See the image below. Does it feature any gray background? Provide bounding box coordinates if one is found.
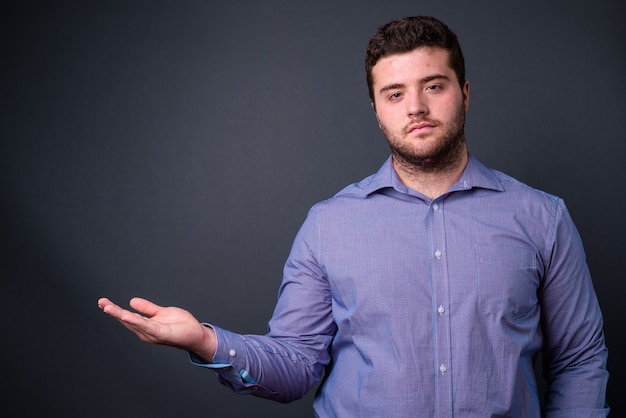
[2,0,624,416]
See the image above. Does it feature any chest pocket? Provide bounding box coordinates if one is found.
[475,244,539,319]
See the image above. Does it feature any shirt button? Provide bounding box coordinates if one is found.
[437,305,445,315]
[432,203,439,211]
[439,364,447,374]
[434,250,442,259]
[229,349,236,357]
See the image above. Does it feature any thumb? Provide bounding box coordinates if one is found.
[129,297,163,317]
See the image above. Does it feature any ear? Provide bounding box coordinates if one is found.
[371,102,382,130]
[463,81,470,111]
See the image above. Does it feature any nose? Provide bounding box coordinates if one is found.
[407,90,427,117]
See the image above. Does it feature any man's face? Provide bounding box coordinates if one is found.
[371,47,470,172]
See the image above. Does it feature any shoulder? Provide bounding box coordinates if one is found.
[467,156,568,230]
[496,169,558,199]
[486,165,563,209]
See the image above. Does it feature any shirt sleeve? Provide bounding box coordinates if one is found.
[539,199,610,417]
[189,206,336,403]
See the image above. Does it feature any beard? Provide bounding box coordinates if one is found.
[381,102,467,173]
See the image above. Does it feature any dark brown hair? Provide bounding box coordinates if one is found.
[365,16,466,101]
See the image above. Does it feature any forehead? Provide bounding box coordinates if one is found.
[371,47,455,84]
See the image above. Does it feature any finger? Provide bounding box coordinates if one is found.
[99,300,132,321]
[129,297,164,318]
[98,297,165,344]
[99,299,147,326]
[97,297,113,310]
[98,298,132,319]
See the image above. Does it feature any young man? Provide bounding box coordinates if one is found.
[99,16,609,417]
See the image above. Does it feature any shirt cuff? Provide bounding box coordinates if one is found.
[187,323,257,385]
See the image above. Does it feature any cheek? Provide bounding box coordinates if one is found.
[376,107,401,127]
[441,99,465,121]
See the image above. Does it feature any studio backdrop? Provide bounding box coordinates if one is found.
[2,1,624,417]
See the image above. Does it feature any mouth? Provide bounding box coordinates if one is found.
[407,121,436,134]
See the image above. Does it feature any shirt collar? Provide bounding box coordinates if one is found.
[354,153,504,198]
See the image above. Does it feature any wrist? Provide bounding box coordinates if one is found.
[190,323,217,363]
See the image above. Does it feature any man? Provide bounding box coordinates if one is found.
[99,16,609,417]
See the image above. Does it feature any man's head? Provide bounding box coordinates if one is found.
[365,16,465,104]
[366,16,470,176]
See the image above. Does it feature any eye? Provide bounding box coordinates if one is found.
[388,92,403,101]
[426,84,442,92]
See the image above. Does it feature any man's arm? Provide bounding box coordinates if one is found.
[98,206,336,402]
[190,207,336,402]
[539,200,609,417]
[97,207,336,403]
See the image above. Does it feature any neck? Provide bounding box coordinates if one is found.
[393,148,469,200]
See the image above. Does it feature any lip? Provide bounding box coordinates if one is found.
[408,122,435,133]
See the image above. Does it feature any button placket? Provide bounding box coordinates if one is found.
[429,197,452,409]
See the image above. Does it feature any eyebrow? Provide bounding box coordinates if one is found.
[421,74,450,84]
[378,74,451,95]
[378,83,405,94]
